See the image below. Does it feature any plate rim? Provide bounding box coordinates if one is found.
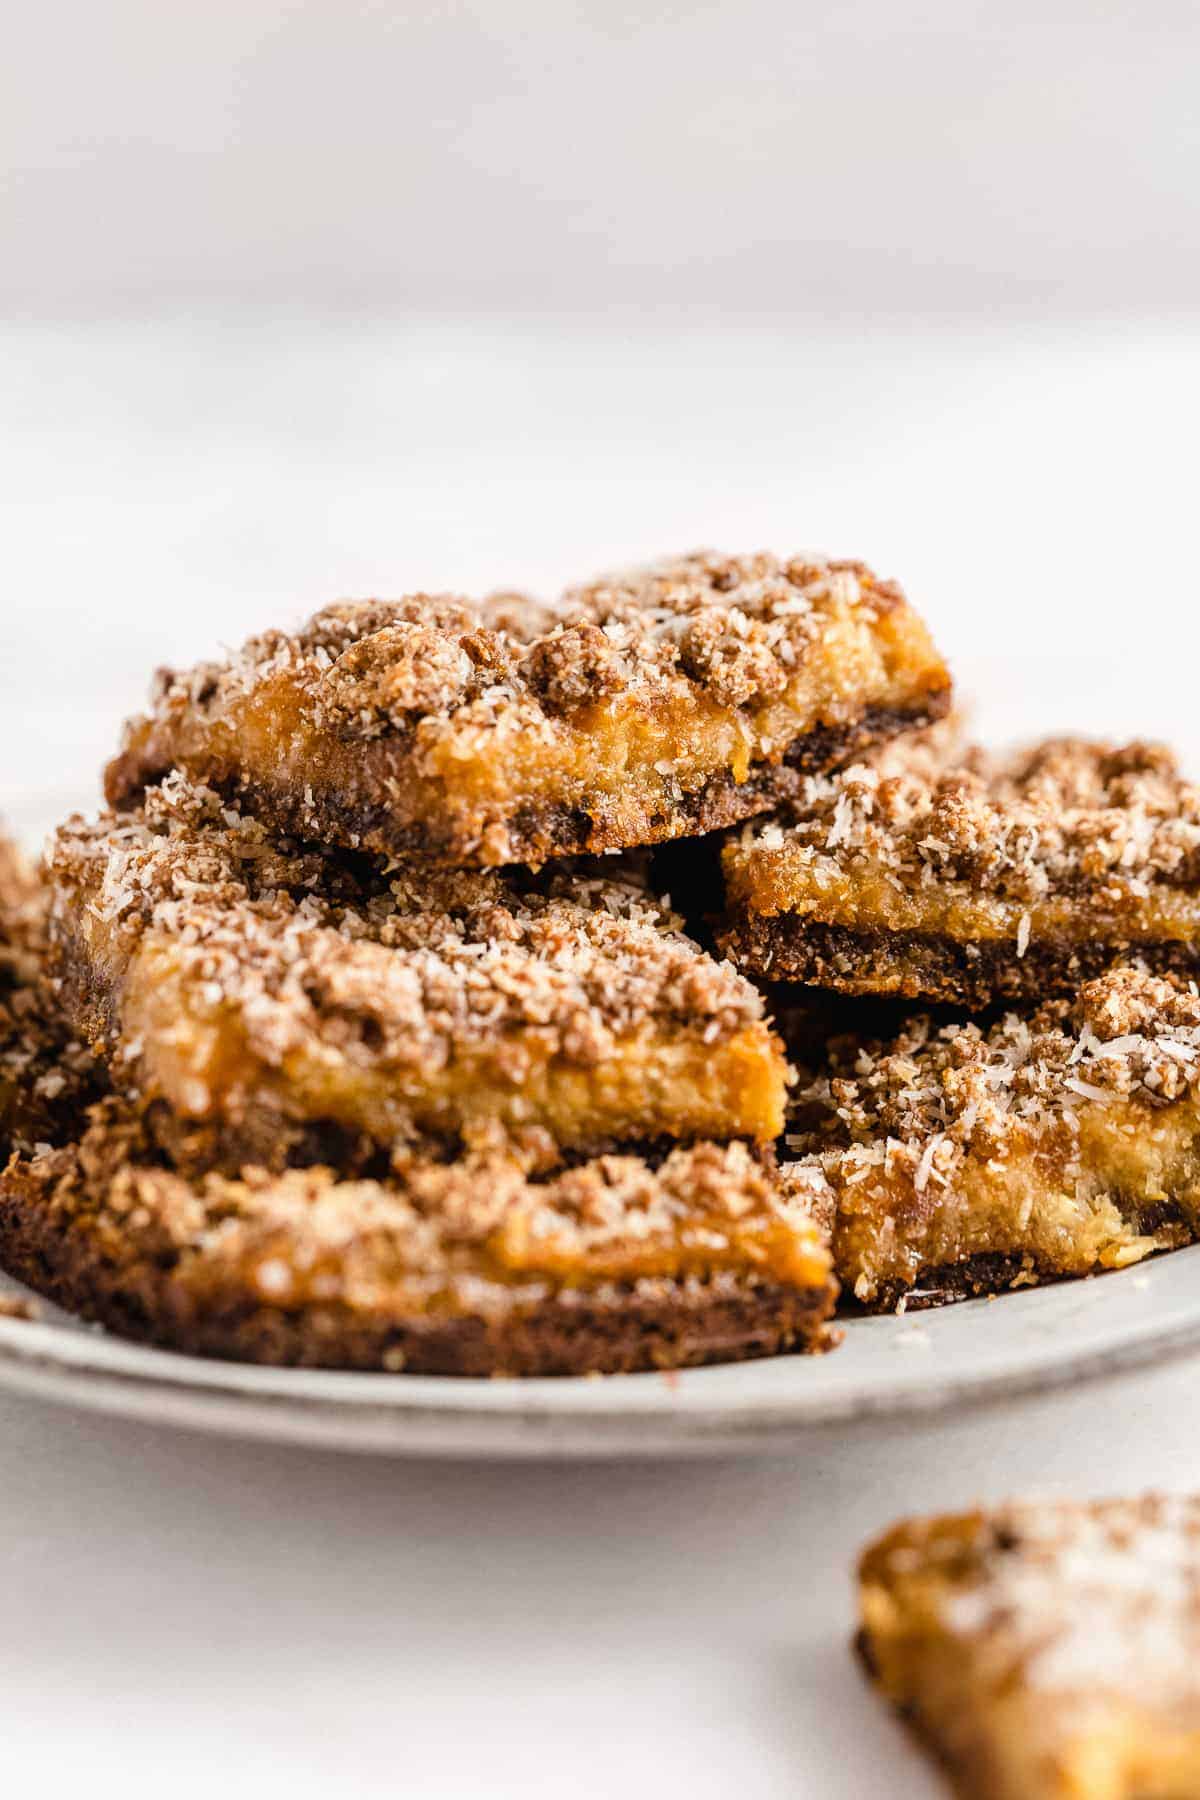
[3,1251,1200,1457]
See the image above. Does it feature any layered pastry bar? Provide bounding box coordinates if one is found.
[47,777,788,1166]
[105,552,951,868]
[0,834,40,988]
[0,833,100,1157]
[787,965,1200,1308]
[0,1100,837,1373]
[859,1494,1200,1798]
[721,737,1200,1007]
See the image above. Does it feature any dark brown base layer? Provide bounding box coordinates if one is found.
[779,698,951,777]
[846,1231,1196,1314]
[108,696,949,870]
[853,1253,1045,1313]
[722,918,1200,1009]
[0,1181,837,1375]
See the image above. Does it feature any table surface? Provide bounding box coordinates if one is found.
[3,315,1198,1798]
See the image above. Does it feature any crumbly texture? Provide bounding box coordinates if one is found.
[722,737,1200,1005]
[859,1494,1200,1798]
[0,1095,837,1374]
[0,836,41,980]
[105,553,951,868]
[0,833,102,1157]
[787,964,1200,1307]
[46,777,788,1162]
[0,1292,38,1321]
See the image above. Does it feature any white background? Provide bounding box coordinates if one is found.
[4,0,1200,318]
[2,1358,1199,1800]
[5,3,1200,1796]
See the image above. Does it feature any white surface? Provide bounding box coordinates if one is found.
[7,312,1200,831]
[5,2,1200,316]
[4,1360,1199,1800]
[3,317,1200,1795]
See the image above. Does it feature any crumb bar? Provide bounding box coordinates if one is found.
[105,553,951,868]
[47,778,788,1163]
[859,1494,1200,1798]
[0,832,101,1157]
[722,737,1200,1006]
[787,965,1200,1308]
[0,1098,837,1374]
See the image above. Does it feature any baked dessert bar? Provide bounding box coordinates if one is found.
[721,736,1200,1007]
[0,1096,837,1373]
[787,964,1200,1308]
[105,553,951,868]
[859,1494,1200,1798]
[0,833,100,1157]
[0,834,40,986]
[47,778,787,1164]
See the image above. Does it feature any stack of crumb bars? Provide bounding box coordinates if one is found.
[3,548,1200,1375]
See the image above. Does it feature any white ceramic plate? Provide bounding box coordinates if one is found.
[2,1252,1199,1457]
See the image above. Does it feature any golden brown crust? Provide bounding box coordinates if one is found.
[0,832,102,1157]
[0,1294,38,1321]
[105,553,951,867]
[722,736,1200,1004]
[46,778,788,1160]
[859,1495,1200,1799]
[0,1097,837,1374]
[1,878,838,1375]
[787,965,1200,1306]
[0,835,40,977]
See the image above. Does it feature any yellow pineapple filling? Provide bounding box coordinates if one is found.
[791,966,1200,1305]
[832,1090,1200,1304]
[860,1498,1200,1800]
[124,941,787,1152]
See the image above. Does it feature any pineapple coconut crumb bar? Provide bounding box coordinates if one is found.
[858,1493,1200,1798]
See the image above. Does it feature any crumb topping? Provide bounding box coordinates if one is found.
[0,1293,38,1321]
[0,834,102,1155]
[128,551,917,741]
[48,777,768,1085]
[924,1496,1200,1701]
[790,965,1200,1190]
[731,737,1200,909]
[553,551,902,711]
[0,835,43,991]
[14,1099,832,1301]
[108,552,949,869]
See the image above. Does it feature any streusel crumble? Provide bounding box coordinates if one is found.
[0,1094,837,1374]
[0,832,101,1158]
[787,964,1200,1306]
[47,777,787,1163]
[105,553,951,868]
[721,736,1200,1006]
[859,1493,1200,1798]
